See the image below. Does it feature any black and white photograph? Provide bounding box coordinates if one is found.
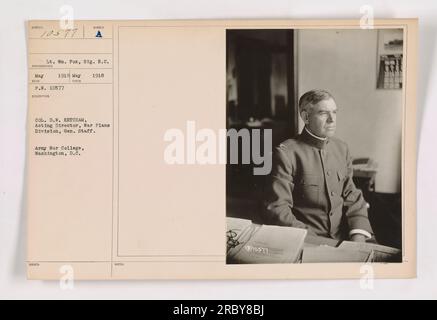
[226,28,404,264]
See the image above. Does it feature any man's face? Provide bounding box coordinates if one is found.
[304,98,337,138]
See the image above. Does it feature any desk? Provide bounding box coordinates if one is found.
[226,217,401,264]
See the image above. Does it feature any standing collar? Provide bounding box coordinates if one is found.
[299,126,329,149]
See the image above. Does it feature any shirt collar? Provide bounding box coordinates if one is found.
[300,126,329,149]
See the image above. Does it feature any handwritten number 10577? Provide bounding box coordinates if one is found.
[40,29,79,39]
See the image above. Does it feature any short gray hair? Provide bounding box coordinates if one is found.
[298,89,335,114]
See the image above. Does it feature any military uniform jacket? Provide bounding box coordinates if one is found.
[265,127,373,240]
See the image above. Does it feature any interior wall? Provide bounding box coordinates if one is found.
[297,29,403,193]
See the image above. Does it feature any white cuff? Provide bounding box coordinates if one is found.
[349,229,372,239]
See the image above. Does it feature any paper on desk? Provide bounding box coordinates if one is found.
[226,217,253,254]
[227,224,307,264]
[338,241,401,262]
[302,245,372,263]
[227,217,252,235]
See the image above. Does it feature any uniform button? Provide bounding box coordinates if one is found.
[329,212,334,216]
[326,170,331,176]
[330,191,335,196]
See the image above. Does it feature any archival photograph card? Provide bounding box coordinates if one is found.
[26,19,417,280]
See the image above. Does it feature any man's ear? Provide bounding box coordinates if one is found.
[301,110,309,125]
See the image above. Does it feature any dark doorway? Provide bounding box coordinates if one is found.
[226,29,297,222]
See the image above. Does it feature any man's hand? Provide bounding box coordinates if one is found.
[351,234,366,242]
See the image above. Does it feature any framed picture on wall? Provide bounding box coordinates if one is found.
[377,29,404,89]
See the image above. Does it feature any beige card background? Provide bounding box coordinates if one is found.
[26,19,417,280]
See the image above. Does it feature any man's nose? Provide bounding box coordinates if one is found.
[327,113,335,123]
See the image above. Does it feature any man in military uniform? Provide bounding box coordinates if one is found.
[265,89,373,242]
